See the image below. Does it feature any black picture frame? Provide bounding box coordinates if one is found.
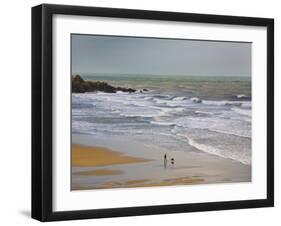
[32,3,274,222]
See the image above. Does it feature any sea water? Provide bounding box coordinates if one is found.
[72,75,251,165]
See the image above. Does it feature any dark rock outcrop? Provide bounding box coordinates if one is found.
[72,75,136,93]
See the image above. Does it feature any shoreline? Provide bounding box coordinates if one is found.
[71,134,251,190]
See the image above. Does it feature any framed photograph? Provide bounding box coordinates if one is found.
[32,4,274,221]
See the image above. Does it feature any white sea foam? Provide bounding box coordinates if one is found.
[236,94,247,99]
[232,107,251,117]
[173,116,251,138]
[186,136,251,165]
[195,110,213,115]
[172,96,186,101]
[190,97,202,103]
[203,100,244,107]
[241,102,252,108]
[150,121,176,126]
[72,80,252,166]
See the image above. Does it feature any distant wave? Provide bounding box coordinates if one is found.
[172,96,187,101]
[190,97,202,103]
[152,96,203,106]
[237,94,246,98]
[119,112,157,118]
[225,102,242,107]
[204,100,244,107]
[195,110,214,116]
[230,94,251,101]
[150,121,176,126]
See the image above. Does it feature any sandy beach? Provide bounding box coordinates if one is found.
[71,134,251,190]
[72,144,149,167]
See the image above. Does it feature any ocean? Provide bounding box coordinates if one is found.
[72,74,251,165]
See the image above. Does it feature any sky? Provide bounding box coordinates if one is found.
[71,34,251,77]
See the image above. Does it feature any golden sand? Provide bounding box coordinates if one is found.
[71,144,204,190]
[72,144,149,167]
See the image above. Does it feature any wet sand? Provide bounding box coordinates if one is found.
[73,169,123,176]
[75,177,205,190]
[71,134,251,190]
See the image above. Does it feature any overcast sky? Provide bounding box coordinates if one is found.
[71,34,251,77]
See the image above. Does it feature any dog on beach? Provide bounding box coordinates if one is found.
[170,158,175,167]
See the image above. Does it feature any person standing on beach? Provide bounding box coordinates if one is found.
[164,154,167,168]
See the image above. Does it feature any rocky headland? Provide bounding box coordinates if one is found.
[72,75,136,93]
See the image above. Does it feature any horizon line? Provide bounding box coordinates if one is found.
[72,72,251,78]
